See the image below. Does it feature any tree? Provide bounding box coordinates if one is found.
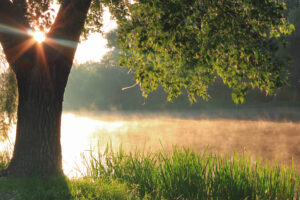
[0,0,94,176]
[0,0,294,177]
[0,49,17,142]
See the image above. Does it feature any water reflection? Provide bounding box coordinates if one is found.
[60,112,300,178]
[61,113,126,177]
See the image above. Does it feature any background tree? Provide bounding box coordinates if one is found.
[0,0,295,177]
[0,47,17,142]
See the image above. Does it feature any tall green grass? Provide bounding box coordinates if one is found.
[80,146,299,200]
[1,145,299,199]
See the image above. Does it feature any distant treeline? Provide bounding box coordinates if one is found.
[63,1,300,111]
[63,63,299,111]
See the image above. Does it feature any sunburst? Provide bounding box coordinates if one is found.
[30,30,46,43]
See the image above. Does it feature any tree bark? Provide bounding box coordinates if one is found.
[7,54,66,176]
[0,0,92,176]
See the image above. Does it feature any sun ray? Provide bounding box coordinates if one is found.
[6,39,36,64]
[1,23,78,72]
[0,24,28,36]
[47,37,78,49]
[44,37,78,58]
[0,24,46,64]
[35,44,53,88]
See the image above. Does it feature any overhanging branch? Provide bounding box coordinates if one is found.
[0,0,31,70]
[13,0,28,24]
[0,0,15,42]
[47,0,92,60]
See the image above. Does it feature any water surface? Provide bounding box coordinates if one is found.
[1,111,300,178]
[61,111,300,177]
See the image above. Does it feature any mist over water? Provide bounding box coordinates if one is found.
[60,109,300,178]
[1,109,299,178]
[61,113,127,177]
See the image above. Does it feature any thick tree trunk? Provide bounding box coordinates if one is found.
[3,43,72,176]
[0,0,92,177]
[6,60,66,176]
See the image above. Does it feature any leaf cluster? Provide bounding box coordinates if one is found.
[111,0,294,103]
[17,0,106,34]
[81,0,105,39]
[19,0,56,31]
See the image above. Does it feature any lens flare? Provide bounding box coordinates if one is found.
[31,31,46,43]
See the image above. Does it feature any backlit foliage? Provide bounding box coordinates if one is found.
[15,0,105,34]
[106,0,295,103]
[17,0,56,31]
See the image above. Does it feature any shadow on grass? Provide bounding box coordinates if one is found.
[0,173,141,200]
[0,175,71,200]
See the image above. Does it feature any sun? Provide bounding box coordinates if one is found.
[30,30,46,43]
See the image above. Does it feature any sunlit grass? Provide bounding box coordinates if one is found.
[79,145,300,200]
[0,143,299,199]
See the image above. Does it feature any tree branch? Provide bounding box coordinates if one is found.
[0,0,30,39]
[0,0,13,13]
[13,0,28,23]
[0,0,31,70]
[0,0,15,43]
[47,0,92,59]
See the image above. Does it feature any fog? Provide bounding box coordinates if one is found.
[1,108,299,178]
[59,109,300,177]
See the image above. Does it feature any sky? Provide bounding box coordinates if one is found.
[50,3,118,64]
[74,7,118,64]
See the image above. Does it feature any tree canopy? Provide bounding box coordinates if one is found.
[111,0,295,103]
[64,23,300,112]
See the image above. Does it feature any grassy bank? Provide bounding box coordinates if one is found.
[0,147,299,199]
